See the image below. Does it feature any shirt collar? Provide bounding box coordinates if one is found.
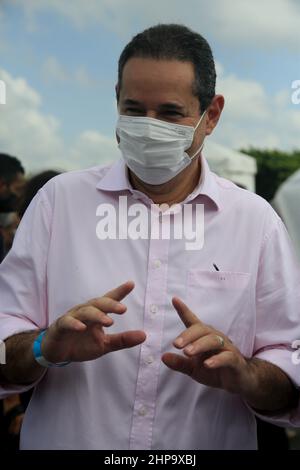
[96,154,221,210]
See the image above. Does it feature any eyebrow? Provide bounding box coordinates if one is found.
[122,99,186,112]
[123,99,141,106]
[160,103,186,112]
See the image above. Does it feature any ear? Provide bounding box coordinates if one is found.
[205,95,225,136]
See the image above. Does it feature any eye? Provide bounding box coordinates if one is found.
[125,108,143,115]
[163,111,183,119]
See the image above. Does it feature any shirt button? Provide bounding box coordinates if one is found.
[146,355,154,364]
[138,406,147,417]
[150,304,157,314]
[154,259,161,269]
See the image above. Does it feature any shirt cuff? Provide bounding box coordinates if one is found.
[0,315,46,398]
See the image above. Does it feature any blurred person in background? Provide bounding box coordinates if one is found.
[0,213,20,258]
[0,154,25,216]
[0,168,60,450]
[18,170,61,218]
[0,153,25,263]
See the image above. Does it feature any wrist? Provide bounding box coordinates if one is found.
[33,329,70,368]
[235,357,259,401]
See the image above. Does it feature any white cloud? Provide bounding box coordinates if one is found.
[0,68,119,173]
[217,74,271,121]
[0,68,65,171]
[204,0,300,49]
[42,57,68,82]
[70,131,119,168]
[9,0,300,49]
[74,67,96,87]
[42,56,104,88]
[274,89,291,108]
[213,71,300,150]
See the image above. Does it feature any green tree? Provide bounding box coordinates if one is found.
[240,148,300,201]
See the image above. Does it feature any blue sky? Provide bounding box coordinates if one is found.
[0,0,300,173]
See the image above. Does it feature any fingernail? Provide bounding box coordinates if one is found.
[205,359,214,367]
[174,337,184,347]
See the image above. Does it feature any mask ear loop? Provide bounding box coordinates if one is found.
[194,109,207,131]
[189,110,207,160]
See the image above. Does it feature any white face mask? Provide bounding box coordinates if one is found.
[116,111,206,185]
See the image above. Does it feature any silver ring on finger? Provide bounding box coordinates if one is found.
[215,335,225,348]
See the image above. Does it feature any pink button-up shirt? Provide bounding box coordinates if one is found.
[0,155,300,450]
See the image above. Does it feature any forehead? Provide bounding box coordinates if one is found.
[120,57,197,105]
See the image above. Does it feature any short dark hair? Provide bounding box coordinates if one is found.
[117,23,216,112]
[18,170,61,217]
[0,153,25,184]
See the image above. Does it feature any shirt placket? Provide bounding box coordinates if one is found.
[129,213,170,450]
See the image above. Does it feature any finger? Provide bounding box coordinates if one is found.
[87,297,127,315]
[73,305,114,326]
[172,297,203,328]
[183,333,226,356]
[103,330,146,354]
[56,315,87,333]
[161,352,194,376]
[173,323,209,349]
[104,281,135,301]
[203,350,237,369]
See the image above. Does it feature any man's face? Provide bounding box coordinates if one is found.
[9,172,26,198]
[117,57,220,157]
[0,172,25,200]
[0,172,26,212]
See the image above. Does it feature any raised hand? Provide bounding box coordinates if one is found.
[41,281,146,363]
[162,297,250,394]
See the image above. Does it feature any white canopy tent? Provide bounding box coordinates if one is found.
[203,140,257,192]
[273,169,300,261]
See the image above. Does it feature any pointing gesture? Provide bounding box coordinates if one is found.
[162,297,250,394]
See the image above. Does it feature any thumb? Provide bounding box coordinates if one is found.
[104,330,146,354]
[162,352,193,376]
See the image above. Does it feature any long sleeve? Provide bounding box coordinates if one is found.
[251,208,300,426]
[0,189,51,397]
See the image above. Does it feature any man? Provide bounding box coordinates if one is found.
[0,213,20,258]
[0,154,25,213]
[0,24,299,450]
[0,154,25,262]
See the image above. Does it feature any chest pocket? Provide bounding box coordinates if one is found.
[186,270,253,353]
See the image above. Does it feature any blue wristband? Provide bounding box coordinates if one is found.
[33,329,70,368]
